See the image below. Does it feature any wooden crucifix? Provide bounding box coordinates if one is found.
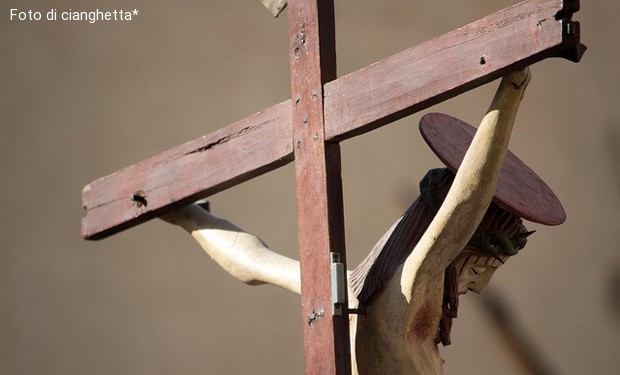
[82,1,584,373]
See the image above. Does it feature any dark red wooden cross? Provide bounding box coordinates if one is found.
[82,1,584,373]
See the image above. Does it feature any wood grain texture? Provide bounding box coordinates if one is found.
[81,101,293,240]
[81,0,582,240]
[419,112,566,225]
[287,0,351,373]
[323,0,581,141]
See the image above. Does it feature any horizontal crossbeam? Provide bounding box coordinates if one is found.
[82,101,293,239]
[323,0,583,141]
[82,0,583,240]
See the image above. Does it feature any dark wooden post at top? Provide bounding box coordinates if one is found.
[81,1,584,373]
[288,1,350,373]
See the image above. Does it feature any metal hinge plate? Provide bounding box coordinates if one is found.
[330,252,345,316]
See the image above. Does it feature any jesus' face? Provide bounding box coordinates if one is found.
[452,250,508,295]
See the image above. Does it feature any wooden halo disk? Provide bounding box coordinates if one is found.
[419,112,566,226]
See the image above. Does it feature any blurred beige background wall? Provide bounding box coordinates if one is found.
[1,0,618,374]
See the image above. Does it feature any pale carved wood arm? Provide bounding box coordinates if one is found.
[160,205,301,295]
[401,68,531,325]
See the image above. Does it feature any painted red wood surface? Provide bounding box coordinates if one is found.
[287,1,351,373]
[81,101,292,239]
[323,0,581,141]
[81,0,581,241]
[419,112,566,225]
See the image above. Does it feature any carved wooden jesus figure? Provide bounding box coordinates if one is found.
[160,68,565,373]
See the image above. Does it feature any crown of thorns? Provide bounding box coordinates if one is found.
[418,113,565,261]
[420,168,534,262]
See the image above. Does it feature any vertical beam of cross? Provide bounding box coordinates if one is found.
[288,0,351,373]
